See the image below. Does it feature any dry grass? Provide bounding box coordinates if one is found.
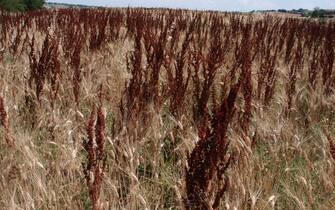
[0,8,335,210]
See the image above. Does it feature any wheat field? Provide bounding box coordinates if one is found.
[0,8,335,210]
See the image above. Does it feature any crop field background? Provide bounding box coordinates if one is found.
[0,8,335,210]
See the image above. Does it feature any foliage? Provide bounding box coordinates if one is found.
[24,0,44,11]
[0,0,26,11]
[310,7,326,18]
[0,0,44,11]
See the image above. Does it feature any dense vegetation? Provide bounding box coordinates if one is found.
[0,0,44,11]
[0,8,335,210]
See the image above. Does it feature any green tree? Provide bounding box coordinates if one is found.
[0,0,44,11]
[0,0,27,11]
[23,0,44,10]
[311,7,325,18]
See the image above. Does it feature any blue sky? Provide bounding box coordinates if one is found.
[47,0,335,11]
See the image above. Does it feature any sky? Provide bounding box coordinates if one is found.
[47,0,335,12]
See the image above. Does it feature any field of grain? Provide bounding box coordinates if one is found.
[0,8,335,210]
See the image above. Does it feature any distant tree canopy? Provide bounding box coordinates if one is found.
[0,0,44,11]
[310,7,325,18]
[278,9,287,13]
[24,0,44,10]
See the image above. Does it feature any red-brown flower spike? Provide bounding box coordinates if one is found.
[83,102,106,210]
